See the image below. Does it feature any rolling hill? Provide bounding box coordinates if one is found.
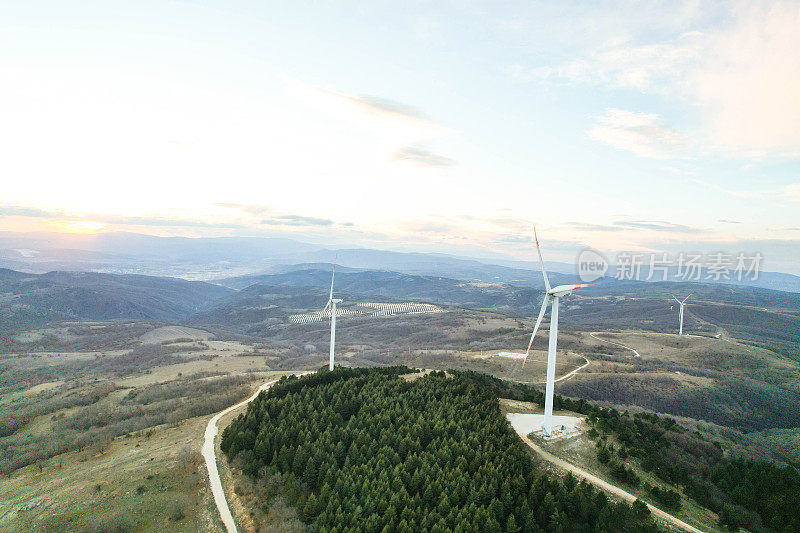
[208,267,800,353]
[5,231,799,292]
[0,269,233,331]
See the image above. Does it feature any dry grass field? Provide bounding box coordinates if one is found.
[0,415,217,532]
[0,368,296,532]
[0,318,309,532]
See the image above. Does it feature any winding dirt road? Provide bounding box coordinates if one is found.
[553,355,590,383]
[508,355,591,386]
[203,372,312,532]
[589,331,641,357]
[202,379,279,533]
[510,426,706,533]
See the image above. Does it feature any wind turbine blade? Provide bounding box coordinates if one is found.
[522,295,550,369]
[673,295,682,304]
[683,294,691,304]
[321,264,336,313]
[328,264,336,302]
[533,225,551,292]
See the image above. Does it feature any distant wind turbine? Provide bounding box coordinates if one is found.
[322,264,342,371]
[673,294,691,336]
[522,226,594,437]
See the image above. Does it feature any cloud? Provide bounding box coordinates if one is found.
[0,202,357,231]
[261,215,335,227]
[92,215,245,229]
[563,219,703,233]
[510,35,699,91]
[0,205,63,219]
[694,180,800,202]
[518,1,800,158]
[216,203,353,227]
[281,76,440,128]
[588,109,686,158]
[394,146,457,167]
[0,204,241,229]
[353,96,428,120]
[613,220,702,233]
[719,219,742,224]
[562,222,625,232]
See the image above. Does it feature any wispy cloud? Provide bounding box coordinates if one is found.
[508,35,699,92]
[394,146,457,167]
[0,205,63,219]
[0,204,248,229]
[0,203,352,230]
[562,222,625,232]
[515,1,800,159]
[718,219,742,224]
[93,214,245,229]
[694,180,800,202]
[614,220,701,233]
[354,96,428,120]
[563,219,704,234]
[588,108,686,159]
[215,203,353,227]
[261,215,335,227]
[281,76,441,129]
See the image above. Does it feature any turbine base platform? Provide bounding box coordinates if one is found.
[532,424,582,441]
[507,413,585,441]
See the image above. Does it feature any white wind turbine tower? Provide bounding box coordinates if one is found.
[322,264,342,371]
[522,227,594,437]
[673,294,691,336]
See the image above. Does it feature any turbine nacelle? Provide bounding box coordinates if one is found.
[548,283,594,297]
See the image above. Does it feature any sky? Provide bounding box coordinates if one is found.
[1,1,799,273]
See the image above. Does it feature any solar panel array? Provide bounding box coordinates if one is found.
[289,302,443,324]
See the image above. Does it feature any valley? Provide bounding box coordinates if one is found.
[1,265,799,531]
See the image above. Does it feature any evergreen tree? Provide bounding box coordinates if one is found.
[221,368,663,532]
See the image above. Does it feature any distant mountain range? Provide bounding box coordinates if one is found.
[1,231,799,293]
[208,266,800,356]
[0,268,231,331]
[213,265,800,317]
[2,264,798,358]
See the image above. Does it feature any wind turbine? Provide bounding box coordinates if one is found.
[322,264,342,371]
[522,227,594,437]
[673,294,691,336]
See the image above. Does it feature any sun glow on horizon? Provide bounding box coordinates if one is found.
[47,220,107,234]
